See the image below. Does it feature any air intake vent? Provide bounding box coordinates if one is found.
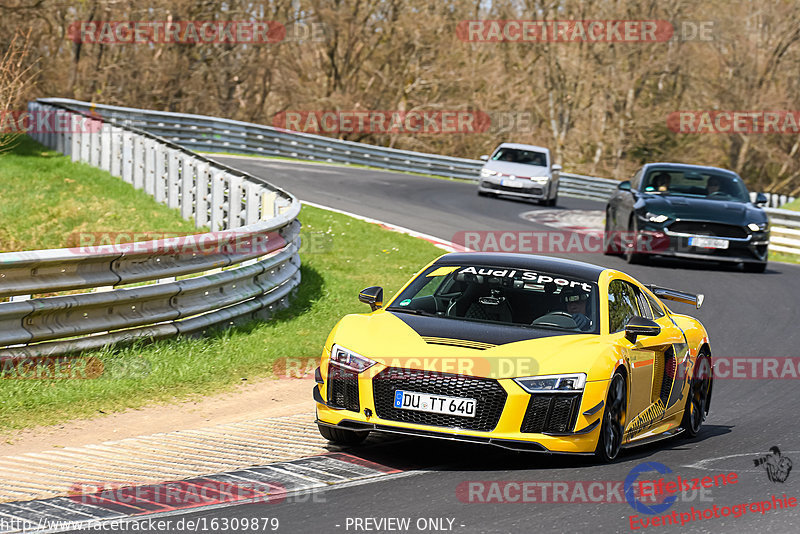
[421,337,496,350]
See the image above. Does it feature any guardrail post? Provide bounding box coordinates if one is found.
[80,126,91,163]
[121,130,133,183]
[144,138,157,195]
[154,144,167,203]
[71,114,81,162]
[261,191,278,220]
[110,126,122,177]
[244,182,261,225]
[195,162,210,228]
[228,175,244,229]
[100,123,112,172]
[90,120,102,167]
[167,149,181,210]
[132,134,145,189]
[181,156,196,220]
[210,169,226,231]
[55,110,66,154]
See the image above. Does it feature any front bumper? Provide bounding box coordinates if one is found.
[314,363,608,454]
[629,219,769,263]
[478,177,551,200]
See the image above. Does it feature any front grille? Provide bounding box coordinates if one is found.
[327,363,360,412]
[485,182,543,195]
[372,368,507,432]
[668,221,747,239]
[520,393,582,433]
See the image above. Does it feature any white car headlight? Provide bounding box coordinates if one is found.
[514,373,587,393]
[646,212,669,223]
[748,222,768,232]
[329,344,377,373]
[480,168,499,177]
[531,176,549,183]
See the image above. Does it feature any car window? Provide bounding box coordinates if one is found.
[608,279,640,333]
[491,148,548,167]
[641,169,750,202]
[387,264,600,333]
[646,293,666,318]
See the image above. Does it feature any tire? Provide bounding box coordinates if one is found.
[743,262,767,273]
[595,373,627,463]
[317,423,369,445]
[603,211,620,256]
[681,353,712,438]
[625,217,647,264]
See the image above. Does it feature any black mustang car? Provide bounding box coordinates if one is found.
[604,163,770,272]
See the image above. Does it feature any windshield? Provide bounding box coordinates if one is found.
[491,148,548,167]
[386,264,599,333]
[641,169,750,202]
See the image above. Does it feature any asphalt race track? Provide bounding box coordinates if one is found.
[114,157,800,533]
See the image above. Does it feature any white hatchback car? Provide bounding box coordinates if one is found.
[477,143,562,206]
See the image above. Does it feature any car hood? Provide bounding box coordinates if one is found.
[483,161,551,178]
[328,311,615,380]
[641,195,766,225]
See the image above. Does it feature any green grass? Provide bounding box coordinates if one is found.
[780,197,800,211]
[0,204,443,432]
[0,136,199,252]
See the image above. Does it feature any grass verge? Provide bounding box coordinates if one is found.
[0,136,198,251]
[0,203,443,432]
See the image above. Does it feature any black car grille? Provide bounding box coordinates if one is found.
[327,363,360,412]
[372,368,507,432]
[668,221,747,239]
[520,393,582,433]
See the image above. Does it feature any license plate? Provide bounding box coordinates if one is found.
[393,390,476,418]
[501,179,524,188]
[688,236,729,249]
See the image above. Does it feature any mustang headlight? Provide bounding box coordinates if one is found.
[646,212,669,223]
[748,222,768,232]
[514,373,587,393]
[480,168,499,177]
[329,344,377,373]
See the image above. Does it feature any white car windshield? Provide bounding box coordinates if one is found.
[491,148,548,167]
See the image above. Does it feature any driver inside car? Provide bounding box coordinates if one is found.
[561,286,592,330]
[706,176,721,195]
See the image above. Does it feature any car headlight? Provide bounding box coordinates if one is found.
[531,176,549,183]
[329,344,377,373]
[514,373,587,393]
[480,168,499,177]
[645,212,669,223]
[748,222,768,232]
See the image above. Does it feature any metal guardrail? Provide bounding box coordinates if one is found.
[0,101,302,358]
[30,98,800,261]
[37,98,620,202]
[764,207,800,256]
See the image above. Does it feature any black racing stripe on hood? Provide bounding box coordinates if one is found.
[389,312,573,345]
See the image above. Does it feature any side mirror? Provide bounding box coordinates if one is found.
[552,164,562,172]
[479,155,489,161]
[358,286,383,311]
[755,193,768,206]
[618,180,631,191]
[624,316,661,343]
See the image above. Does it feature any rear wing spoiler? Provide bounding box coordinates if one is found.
[645,284,705,309]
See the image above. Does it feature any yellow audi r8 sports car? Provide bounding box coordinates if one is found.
[313,253,713,462]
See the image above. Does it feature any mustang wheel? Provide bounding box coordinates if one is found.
[603,212,620,255]
[317,424,370,445]
[625,217,647,264]
[596,373,627,463]
[681,353,712,438]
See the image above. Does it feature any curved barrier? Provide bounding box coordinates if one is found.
[0,101,302,358]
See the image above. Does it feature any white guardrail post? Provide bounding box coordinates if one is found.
[0,102,302,359]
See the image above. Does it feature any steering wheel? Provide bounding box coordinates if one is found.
[709,191,727,198]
